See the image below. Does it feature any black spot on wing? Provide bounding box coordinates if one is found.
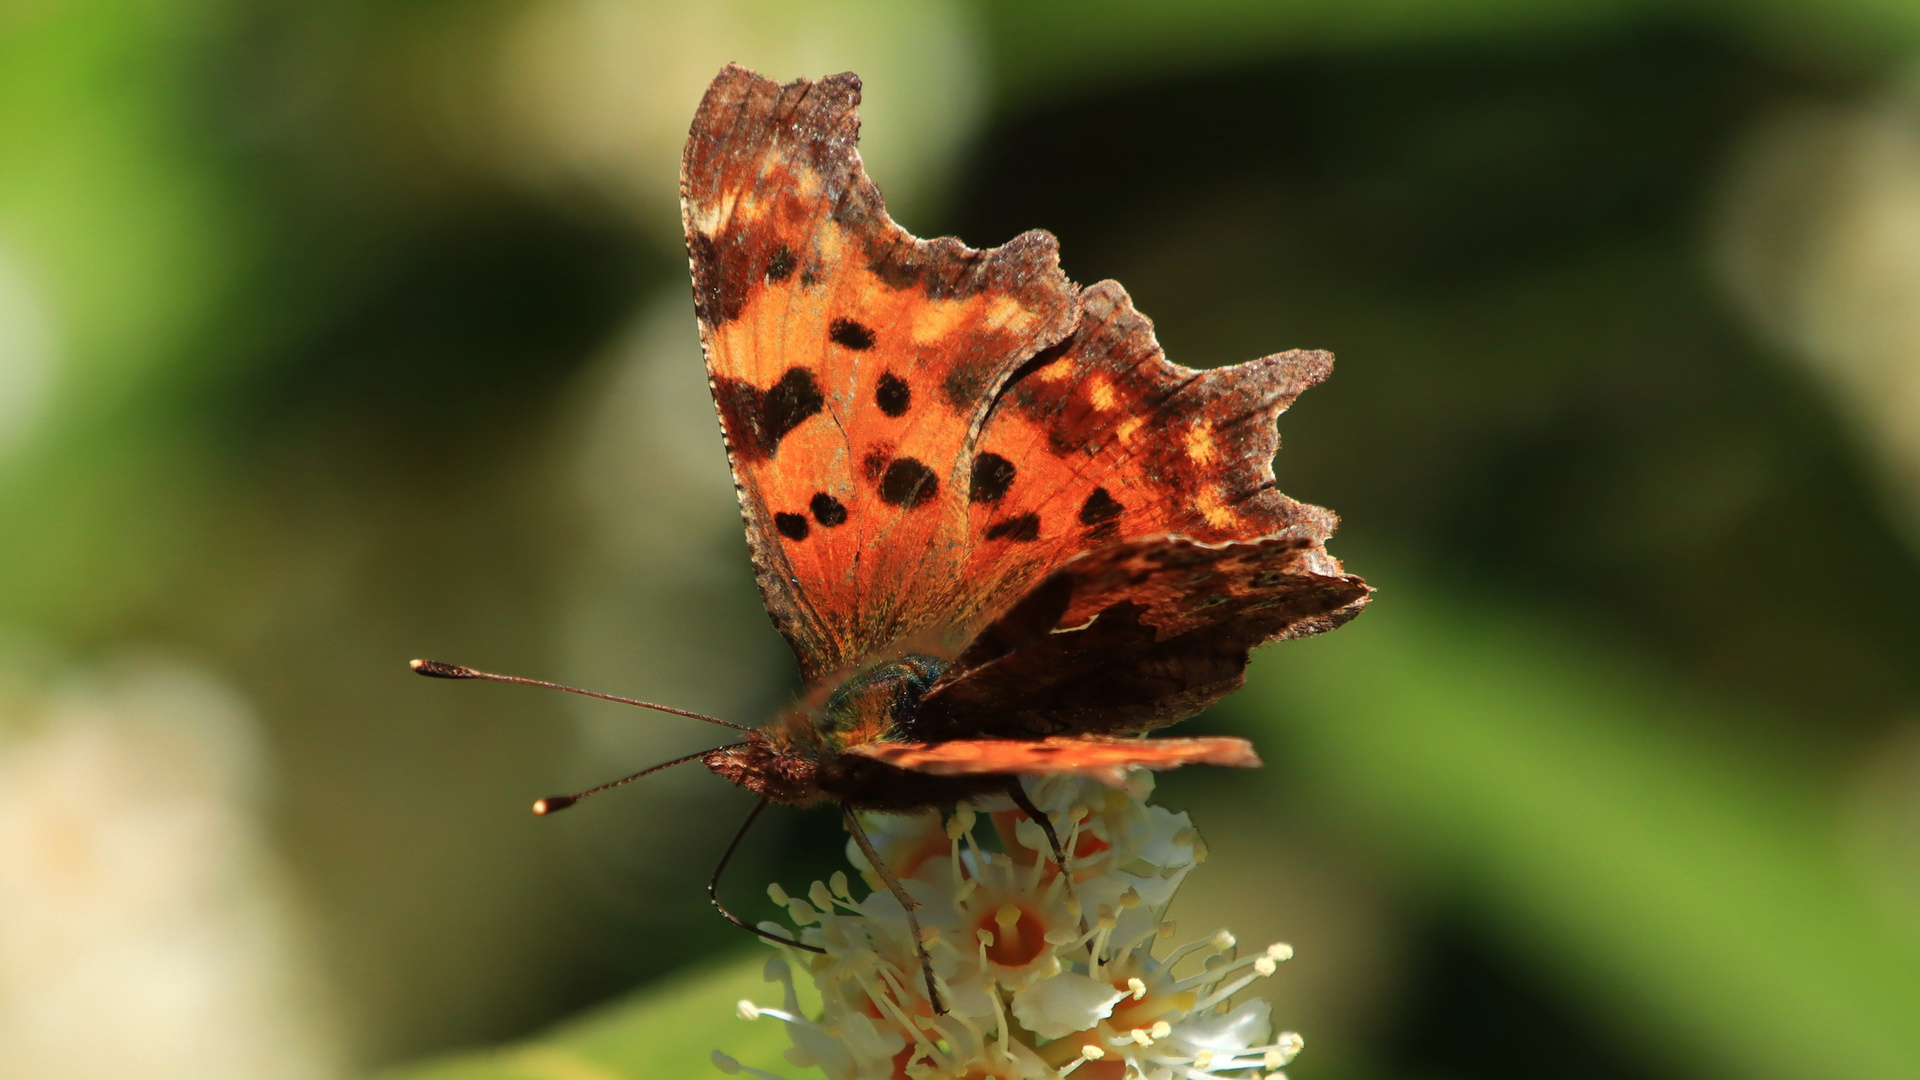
[765,245,796,282]
[762,368,824,450]
[969,453,1016,504]
[810,492,848,526]
[879,458,939,508]
[829,318,875,350]
[774,512,809,541]
[876,372,911,417]
[984,513,1040,542]
[1080,487,1123,540]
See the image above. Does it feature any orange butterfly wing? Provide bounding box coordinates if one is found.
[682,66,1078,680]
[683,66,1363,698]
[958,281,1342,606]
[844,735,1260,788]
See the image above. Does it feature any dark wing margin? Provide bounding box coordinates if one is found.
[913,533,1370,740]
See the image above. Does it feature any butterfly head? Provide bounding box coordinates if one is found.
[703,653,952,806]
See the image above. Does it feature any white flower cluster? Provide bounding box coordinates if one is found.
[717,773,1301,1080]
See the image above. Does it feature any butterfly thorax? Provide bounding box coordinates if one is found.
[812,653,950,751]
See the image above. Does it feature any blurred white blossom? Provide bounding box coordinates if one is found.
[0,654,340,1080]
[1716,81,1920,551]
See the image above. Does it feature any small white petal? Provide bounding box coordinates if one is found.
[1010,972,1128,1039]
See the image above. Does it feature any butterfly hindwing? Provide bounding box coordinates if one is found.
[960,281,1340,607]
[916,534,1370,740]
[845,734,1261,788]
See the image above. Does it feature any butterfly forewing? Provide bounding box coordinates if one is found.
[682,66,1079,681]
[683,67,1362,694]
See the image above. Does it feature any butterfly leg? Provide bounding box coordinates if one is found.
[1005,779,1086,934]
[843,808,946,1015]
[1005,780,1069,872]
[710,796,826,954]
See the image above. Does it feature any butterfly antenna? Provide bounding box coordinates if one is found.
[531,744,745,815]
[409,659,751,732]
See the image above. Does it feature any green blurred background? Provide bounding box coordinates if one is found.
[4,1,1920,1078]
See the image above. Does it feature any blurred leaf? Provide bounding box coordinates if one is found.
[376,952,794,1080]
[0,0,252,636]
[977,0,1920,103]
[1237,562,1920,1080]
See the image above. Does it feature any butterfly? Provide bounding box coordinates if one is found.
[416,64,1367,1011]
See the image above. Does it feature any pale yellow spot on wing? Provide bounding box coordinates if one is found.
[732,190,768,225]
[1089,375,1117,411]
[815,220,845,265]
[1186,421,1217,464]
[1035,359,1074,383]
[985,295,1035,333]
[1195,487,1234,529]
[687,199,723,236]
[796,166,822,200]
[909,298,972,344]
[1116,415,1145,446]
